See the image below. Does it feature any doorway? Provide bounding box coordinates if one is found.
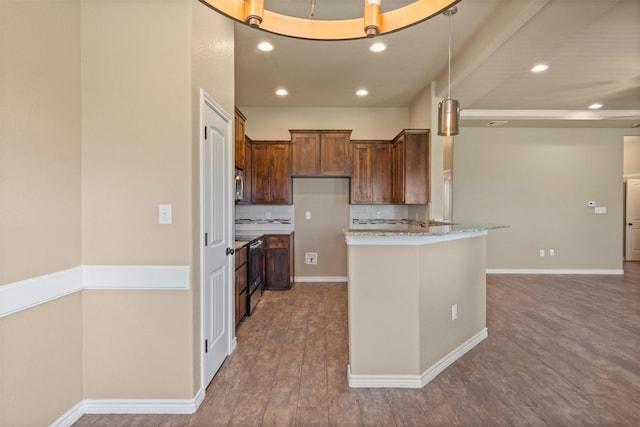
[200,91,234,388]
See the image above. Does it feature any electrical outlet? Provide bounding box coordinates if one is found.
[305,252,318,265]
[549,249,555,256]
[305,211,311,220]
[452,304,458,320]
[265,211,271,219]
[539,249,545,257]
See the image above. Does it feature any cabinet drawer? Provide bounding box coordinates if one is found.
[235,245,247,267]
[267,235,289,248]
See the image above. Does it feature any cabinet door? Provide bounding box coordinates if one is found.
[372,144,392,203]
[234,108,246,170]
[235,262,247,325]
[251,144,271,204]
[320,132,351,176]
[291,132,320,176]
[270,143,292,204]
[392,135,405,204]
[265,235,292,290]
[403,132,429,204]
[241,137,252,203]
[351,144,373,203]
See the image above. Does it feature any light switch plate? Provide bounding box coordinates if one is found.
[159,204,172,224]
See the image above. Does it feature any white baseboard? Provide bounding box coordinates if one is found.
[348,328,488,388]
[0,265,190,318]
[294,276,348,283]
[487,269,624,275]
[51,400,85,427]
[52,388,206,427]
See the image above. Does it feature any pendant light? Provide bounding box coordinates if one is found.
[438,6,460,136]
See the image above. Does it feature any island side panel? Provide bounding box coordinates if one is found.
[418,235,487,373]
[347,245,421,376]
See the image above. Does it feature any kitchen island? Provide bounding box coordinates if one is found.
[344,220,506,388]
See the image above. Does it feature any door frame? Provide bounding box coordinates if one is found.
[199,89,236,391]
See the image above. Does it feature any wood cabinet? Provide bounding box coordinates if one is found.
[234,108,247,170]
[350,142,392,204]
[290,130,352,177]
[392,130,429,205]
[265,233,294,290]
[251,141,292,204]
[234,245,248,326]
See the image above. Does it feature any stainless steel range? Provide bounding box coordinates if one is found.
[236,234,265,315]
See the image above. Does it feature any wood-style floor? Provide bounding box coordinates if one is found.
[74,262,640,426]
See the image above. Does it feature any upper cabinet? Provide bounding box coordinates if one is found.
[251,141,292,204]
[234,107,247,170]
[392,130,430,205]
[290,130,352,177]
[350,142,392,204]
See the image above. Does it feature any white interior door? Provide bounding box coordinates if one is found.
[626,178,640,261]
[201,93,233,387]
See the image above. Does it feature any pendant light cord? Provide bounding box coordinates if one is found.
[447,10,452,100]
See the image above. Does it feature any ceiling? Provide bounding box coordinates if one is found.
[232,0,640,128]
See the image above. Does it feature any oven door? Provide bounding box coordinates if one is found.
[247,239,264,314]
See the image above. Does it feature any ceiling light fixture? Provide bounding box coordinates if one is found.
[356,89,369,96]
[200,0,460,40]
[257,41,273,52]
[364,0,383,38]
[275,88,288,96]
[438,6,460,137]
[589,103,603,109]
[369,42,386,53]
[531,64,549,73]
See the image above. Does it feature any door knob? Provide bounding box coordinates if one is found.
[226,247,235,255]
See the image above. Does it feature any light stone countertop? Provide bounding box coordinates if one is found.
[344,221,508,245]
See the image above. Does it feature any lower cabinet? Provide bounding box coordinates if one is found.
[234,245,247,326]
[265,233,294,290]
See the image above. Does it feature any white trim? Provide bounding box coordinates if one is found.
[0,267,83,318]
[51,400,85,427]
[348,328,488,388]
[487,269,624,275]
[83,265,190,290]
[461,109,640,121]
[51,389,205,427]
[294,276,348,283]
[345,230,487,246]
[0,265,190,318]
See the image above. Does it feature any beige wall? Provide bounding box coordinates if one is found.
[2,293,83,426]
[240,107,408,140]
[190,0,235,393]
[347,235,486,376]
[293,178,350,278]
[454,127,637,270]
[81,0,192,266]
[624,136,640,177]
[0,0,82,285]
[1,0,236,424]
[0,1,83,425]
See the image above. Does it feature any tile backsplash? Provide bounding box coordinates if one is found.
[235,205,295,231]
[349,205,409,224]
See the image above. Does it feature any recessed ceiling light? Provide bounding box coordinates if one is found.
[257,41,274,52]
[588,103,603,109]
[356,89,368,96]
[275,88,288,96]
[369,42,386,53]
[531,64,549,72]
